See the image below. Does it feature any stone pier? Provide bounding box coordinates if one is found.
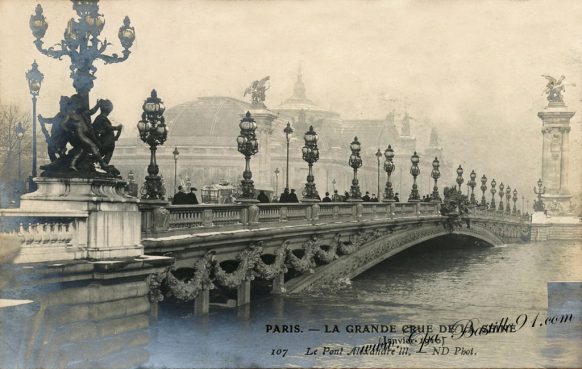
[537,102,575,215]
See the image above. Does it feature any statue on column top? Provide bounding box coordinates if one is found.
[542,75,575,104]
[244,76,270,105]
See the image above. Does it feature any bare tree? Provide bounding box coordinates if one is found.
[0,103,32,206]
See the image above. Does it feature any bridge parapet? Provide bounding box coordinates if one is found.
[141,202,444,238]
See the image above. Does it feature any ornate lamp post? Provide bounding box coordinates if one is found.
[480,175,488,207]
[283,122,294,190]
[498,182,505,211]
[512,188,518,215]
[348,137,363,201]
[375,149,383,200]
[172,147,180,195]
[15,122,26,187]
[302,125,320,202]
[430,156,441,202]
[236,112,259,203]
[332,178,336,192]
[490,179,497,209]
[408,151,420,202]
[468,170,477,205]
[533,178,546,211]
[29,1,135,109]
[383,145,396,202]
[274,168,280,196]
[455,165,464,194]
[137,90,168,200]
[505,185,512,214]
[25,60,43,192]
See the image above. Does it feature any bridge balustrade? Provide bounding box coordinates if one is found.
[141,201,449,238]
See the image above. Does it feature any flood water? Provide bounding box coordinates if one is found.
[147,237,582,368]
[1,237,581,368]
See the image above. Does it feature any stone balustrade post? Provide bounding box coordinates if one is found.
[280,206,288,222]
[305,205,312,222]
[248,205,260,227]
[356,203,364,221]
[240,207,249,226]
[194,289,210,315]
[332,205,339,220]
[202,209,213,227]
[311,204,320,223]
[271,273,285,294]
[237,279,251,306]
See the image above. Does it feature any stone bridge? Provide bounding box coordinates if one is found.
[138,201,528,313]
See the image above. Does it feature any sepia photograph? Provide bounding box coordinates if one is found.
[0,0,581,368]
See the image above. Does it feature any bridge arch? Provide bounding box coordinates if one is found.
[285,223,505,293]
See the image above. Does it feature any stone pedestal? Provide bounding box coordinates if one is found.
[538,103,575,215]
[237,279,251,306]
[19,177,143,260]
[246,108,277,193]
[194,289,210,315]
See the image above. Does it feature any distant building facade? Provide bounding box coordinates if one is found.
[114,71,452,201]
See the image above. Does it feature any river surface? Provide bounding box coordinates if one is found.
[146,237,582,368]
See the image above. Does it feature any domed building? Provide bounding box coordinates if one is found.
[114,71,451,202]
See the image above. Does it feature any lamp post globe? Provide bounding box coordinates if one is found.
[236,111,259,203]
[137,89,168,200]
[408,151,421,202]
[512,188,518,215]
[505,186,512,214]
[490,179,497,209]
[375,148,382,201]
[468,169,477,205]
[383,145,396,202]
[347,137,363,201]
[283,122,294,190]
[274,168,280,197]
[430,156,441,202]
[498,182,505,211]
[480,174,488,207]
[172,147,180,195]
[15,122,26,197]
[25,60,44,192]
[301,125,320,202]
[29,2,135,109]
[455,165,464,193]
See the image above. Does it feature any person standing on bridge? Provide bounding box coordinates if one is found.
[289,189,299,203]
[257,190,270,203]
[322,192,332,202]
[362,191,371,202]
[172,186,186,205]
[185,187,199,205]
[331,190,342,202]
[280,188,290,203]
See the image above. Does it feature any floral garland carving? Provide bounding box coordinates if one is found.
[214,244,263,288]
[286,235,317,273]
[146,269,169,303]
[315,234,340,264]
[165,251,216,302]
[254,241,289,280]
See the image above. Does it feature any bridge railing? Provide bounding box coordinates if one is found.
[141,201,444,237]
[470,206,523,222]
[0,210,89,263]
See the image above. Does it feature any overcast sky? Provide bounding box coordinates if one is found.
[1,0,581,200]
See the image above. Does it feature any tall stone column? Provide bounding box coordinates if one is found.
[247,108,276,192]
[537,104,575,215]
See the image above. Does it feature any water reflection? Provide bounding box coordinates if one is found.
[0,280,151,369]
[1,237,580,368]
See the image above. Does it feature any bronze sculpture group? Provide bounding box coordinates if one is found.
[38,95,122,177]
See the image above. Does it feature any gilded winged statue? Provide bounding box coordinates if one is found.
[542,75,575,104]
[244,76,270,105]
